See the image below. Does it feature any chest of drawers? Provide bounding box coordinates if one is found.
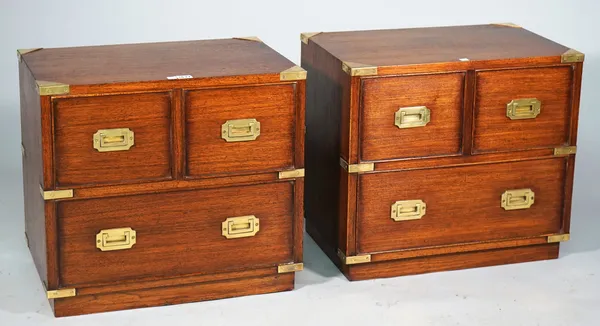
[19,37,306,316]
[301,24,583,281]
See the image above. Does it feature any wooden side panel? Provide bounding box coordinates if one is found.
[360,73,464,160]
[348,244,559,281]
[184,84,295,178]
[54,274,293,317]
[301,40,345,257]
[57,182,294,287]
[53,93,173,187]
[19,60,48,286]
[473,66,572,153]
[357,158,565,253]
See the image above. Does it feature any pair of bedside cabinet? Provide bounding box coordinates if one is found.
[18,23,583,317]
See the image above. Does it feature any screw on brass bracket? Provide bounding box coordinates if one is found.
[339,158,374,173]
[547,234,570,243]
[280,66,307,81]
[40,186,74,200]
[47,288,76,299]
[36,81,70,96]
[337,249,371,265]
[554,146,577,156]
[561,49,584,63]
[278,263,304,273]
[341,61,378,76]
[278,168,305,179]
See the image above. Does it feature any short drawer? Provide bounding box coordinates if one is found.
[53,92,172,187]
[57,182,296,287]
[360,72,464,161]
[473,66,572,153]
[356,159,565,253]
[185,84,297,178]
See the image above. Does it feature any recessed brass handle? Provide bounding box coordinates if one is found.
[391,199,426,221]
[222,215,260,239]
[506,98,541,120]
[221,119,261,142]
[395,106,431,129]
[501,188,535,210]
[93,128,135,152]
[96,227,137,251]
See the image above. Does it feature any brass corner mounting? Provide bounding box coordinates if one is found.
[554,146,577,156]
[561,49,585,63]
[278,168,305,179]
[36,80,70,96]
[47,288,76,299]
[337,249,371,265]
[278,263,304,274]
[547,234,570,243]
[233,36,262,42]
[339,158,374,173]
[491,22,521,28]
[280,66,307,81]
[17,48,42,62]
[40,186,74,200]
[300,32,322,44]
[341,61,378,76]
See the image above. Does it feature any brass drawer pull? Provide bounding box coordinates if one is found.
[391,199,426,221]
[96,227,137,251]
[501,188,535,210]
[222,215,260,239]
[221,118,261,142]
[93,128,135,152]
[395,106,431,129]
[506,98,541,120]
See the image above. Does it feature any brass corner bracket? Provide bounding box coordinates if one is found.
[491,22,521,28]
[278,263,304,273]
[561,49,585,63]
[36,80,70,96]
[278,168,305,179]
[233,36,262,42]
[280,66,307,81]
[339,158,374,173]
[40,186,74,200]
[337,249,371,265]
[554,146,577,156]
[47,288,76,299]
[547,234,570,243]
[300,32,322,44]
[341,61,378,76]
[17,48,42,62]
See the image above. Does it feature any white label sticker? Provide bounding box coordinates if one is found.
[167,75,193,80]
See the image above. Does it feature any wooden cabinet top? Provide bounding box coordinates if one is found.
[18,38,296,85]
[304,24,581,68]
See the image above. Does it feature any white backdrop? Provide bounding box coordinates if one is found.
[1,0,599,325]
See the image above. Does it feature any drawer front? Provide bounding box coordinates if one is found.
[185,84,296,178]
[57,182,295,287]
[360,73,464,161]
[357,159,565,253]
[473,67,572,153]
[53,93,172,187]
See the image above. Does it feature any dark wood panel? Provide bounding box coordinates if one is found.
[357,159,565,253]
[348,244,559,281]
[185,84,295,177]
[58,182,295,287]
[53,92,172,187]
[54,274,293,317]
[360,73,464,160]
[473,66,572,153]
[310,24,568,68]
[21,39,294,85]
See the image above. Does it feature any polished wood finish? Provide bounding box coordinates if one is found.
[19,38,305,316]
[361,73,464,160]
[302,24,582,281]
[185,84,295,177]
[357,158,565,253]
[53,92,173,187]
[473,66,572,153]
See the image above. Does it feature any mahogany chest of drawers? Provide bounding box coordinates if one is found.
[301,24,583,281]
[18,37,306,316]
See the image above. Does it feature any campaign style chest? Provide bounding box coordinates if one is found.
[301,24,583,281]
[18,37,305,316]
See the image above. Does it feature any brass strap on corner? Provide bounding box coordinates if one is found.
[280,66,307,81]
[547,234,570,243]
[36,80,70,96]
[341,61,378,76]
[554,146,577,156]
[561,49,584,63]
[337,249,371,265]
[17,48,42,62]
[47,288,76,299]
[233,36,262,42]
[278,168,305,179]
[340,158,374,173]
[300,32,322,44]
[40,186,73,200]
[278,263,304,273]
